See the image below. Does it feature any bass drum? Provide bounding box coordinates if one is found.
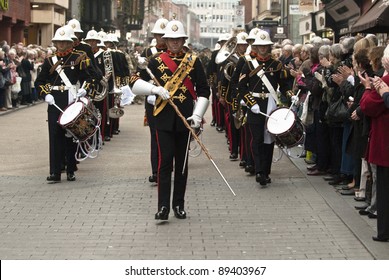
[58,98,100,142]
[266,107,304,148]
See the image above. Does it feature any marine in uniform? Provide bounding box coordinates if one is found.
[207,34,230,131]
[230,28,261,174]
[104,33,130,137]
[129,20,210,220]
[137,17,169,184]
[67,19,103,81]
[219,31,249,162]
[84,29,109,143]
[237,30,283,186]
[35,26,97,183]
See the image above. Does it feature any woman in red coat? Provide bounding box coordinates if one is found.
[359,72,389,242]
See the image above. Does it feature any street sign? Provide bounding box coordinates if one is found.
[274,33,287,39]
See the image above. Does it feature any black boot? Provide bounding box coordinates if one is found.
[173,206,187,219]
[155,206,169,220]
[47,174,61,183]
[148,173,157,183]
[256,173,267,186]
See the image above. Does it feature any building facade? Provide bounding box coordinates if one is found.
[0,0,31,45]
[173,0,243,49]
[29,0,68,47]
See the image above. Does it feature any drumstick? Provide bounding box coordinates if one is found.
[52,103,64,113]
[259,110,278,121]
[285,89,301,120]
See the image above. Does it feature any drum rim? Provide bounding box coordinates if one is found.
[58,102,85,125]
[266,107,296,135]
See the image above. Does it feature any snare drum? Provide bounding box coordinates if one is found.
[58,98,100,142]
[266,107,304,148]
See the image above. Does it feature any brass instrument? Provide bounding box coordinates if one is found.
[105,49,124,118]
[234,105,245,129]
[215,37,239,81]
[93,51,115,102]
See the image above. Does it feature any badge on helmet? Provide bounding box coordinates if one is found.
[162,20,188,39]
[151,18,169,34]
[52,26,74,42]
[251,30,274,46]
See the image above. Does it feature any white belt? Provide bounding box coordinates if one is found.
[251,92,269,99]
[51,85,72,91]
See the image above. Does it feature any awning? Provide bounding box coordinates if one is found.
[351,0,389,33]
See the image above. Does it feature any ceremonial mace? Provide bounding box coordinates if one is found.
[145,67,236,196]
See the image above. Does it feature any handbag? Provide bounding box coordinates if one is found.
[11,77,22,94]
[325,96,348,123]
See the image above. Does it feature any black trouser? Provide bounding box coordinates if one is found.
[376,165,389,239]
[249,122,274,176]
[228,105,240,155]
[48,111,77,175]
[156,129,188,210]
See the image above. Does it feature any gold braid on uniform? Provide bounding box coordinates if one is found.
[39,83,52,96]
[129,74,140,84]
[232,98,238,111]
[243,92,256,106]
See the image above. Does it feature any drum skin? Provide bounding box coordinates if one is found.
[266,107,304,148]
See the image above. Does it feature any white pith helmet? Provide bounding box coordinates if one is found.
[151,18,169,34]
[247,27,262,41]
[251,30,274,46]
[236,32,249,44]
[85,29,101,42]
[67,18,83,33]
[62,25,77,40]
[105,33,119,43]
[162,20,188,39]
[97,30,107,47]
[52,26,74,42]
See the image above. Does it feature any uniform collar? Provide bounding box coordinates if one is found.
[166,50,185,57]
[56,49,73,57]
[156,44,167,50]
[250,51,271,62]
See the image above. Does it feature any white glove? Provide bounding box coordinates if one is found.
[187,114,202,128]
[76,88,87,98]
[240,99,247,107]
[45,94,55,105]
[151,86,170,100]
[291,95,299,103]
[250,104,260,114]
[147,95,156,106]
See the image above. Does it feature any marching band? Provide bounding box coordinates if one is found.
[30,13,389,245]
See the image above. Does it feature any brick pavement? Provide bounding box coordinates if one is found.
[0,102,388,259]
